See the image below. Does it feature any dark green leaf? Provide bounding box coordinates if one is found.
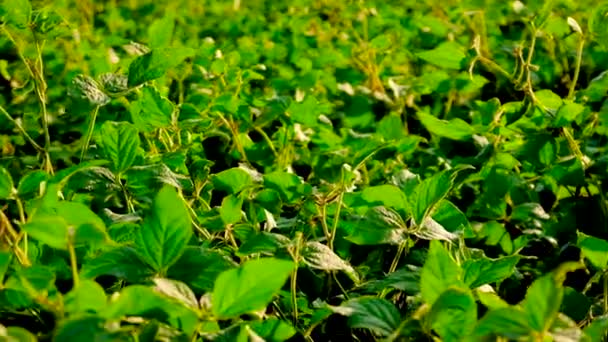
[463,255,520,288]
[81,246,154,281]
[168,246,236,293]
[332,297,400,337]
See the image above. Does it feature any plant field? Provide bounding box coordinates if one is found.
[2,0,608,340]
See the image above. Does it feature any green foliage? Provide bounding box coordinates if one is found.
[1,0,608,340]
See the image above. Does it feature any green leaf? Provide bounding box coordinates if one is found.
[81,246,154,281]
[535,89,563,115]
[554,100,586,127]
[64,280,107,314]
[148,13,175,48]
[263,171,303,203]
[212,258,294,318]
[0,0,32,29]
[361,265,420,295]
[0,166,14,199]
[287,96,330,127]
[412,171,452,226]
[522,273,564,332]
[416,41,466,70]
[350,184,409,212]
[17,170,48,198]
[98,121,141,173]
[426,287,477,342]
[473,307,532,339]
[212,168,253,194]
[302,241,359,283]
[54,316,107,341]
[345,206,407,245]
[331,297,400,337]
[577,232,608,269]
[134,186,192,272]
[220,194,243,225]
[167,246,236,293]
[237,232,290,256]
[104,285,199,335]
[249,319,296,342]
[130,86,174,133]
[463,255,520,288]
[417,111,475,141]
[420,240,462,305]
[22,216,69,250]
[128,47,196,87]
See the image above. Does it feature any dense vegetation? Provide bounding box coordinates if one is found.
[2,0,608,340]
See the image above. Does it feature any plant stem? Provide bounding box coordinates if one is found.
[0,105,45,153]
[80,105,100,162]
[68,241,80,289]
[568,36,585,99]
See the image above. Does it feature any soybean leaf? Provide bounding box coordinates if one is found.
[219,194,243,225]
[577,232,608,269]
[68,75,110,106]
[103,285,199,335]
[426,287,477,342]
[128,47,195,87]
[345,206,407,245]
[522,273,564,333]
[212,258,294,318]
[64,280,107,314]
[153,278,199,311]
[463,255,520,288]
[416,41,466,70]
[302,241,359,283]
[417,111,475,141]
[249,319,297,342]
[420,240,463,305]
[22,216,69,250]
[134,186,192,273]
[167,246,236,293]
[473,307,532,339]
[98,121,141,174]
[212,168,253,194]
[130,86,174,133]
[331,297,400,337]
[81,246,155,281]
[148,13,175,49]
[0,166,13,199]
[412,171,452,227]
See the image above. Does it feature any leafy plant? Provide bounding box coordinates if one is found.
[1,0,608,341]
